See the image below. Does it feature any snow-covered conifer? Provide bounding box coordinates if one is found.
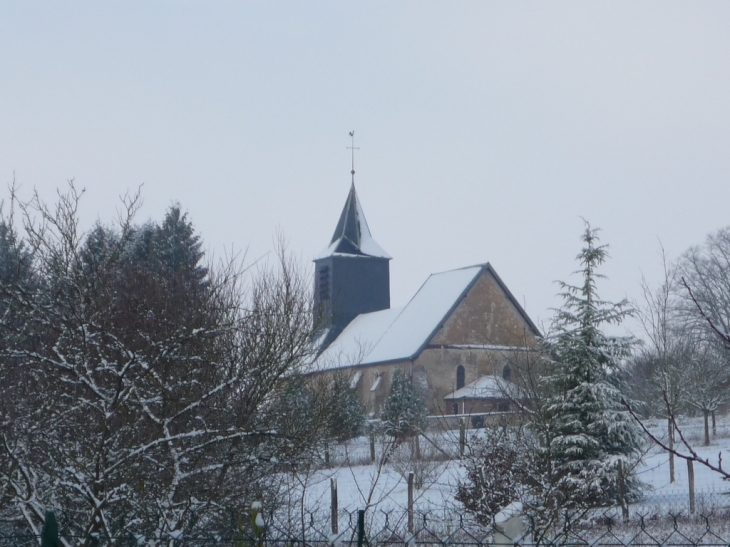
[327,373,366,441]
[381,369,428,440]
[544,223,644,509]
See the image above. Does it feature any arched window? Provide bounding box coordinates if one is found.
[502,364,512,381]
[456,365,465,390]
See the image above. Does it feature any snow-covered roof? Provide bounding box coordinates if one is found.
[495,502,523,524]
[313,265,483,370]
[444,375,527,401]
[315,183,391,260]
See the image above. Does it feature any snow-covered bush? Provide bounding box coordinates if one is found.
[457,430,537,524]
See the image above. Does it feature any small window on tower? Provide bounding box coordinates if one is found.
[318,266,330,301]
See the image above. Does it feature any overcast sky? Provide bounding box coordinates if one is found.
[2,2,730,334]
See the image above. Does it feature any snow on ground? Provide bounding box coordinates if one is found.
[283,414,730,524]
[635,415,730,513]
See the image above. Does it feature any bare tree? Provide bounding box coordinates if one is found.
[677,227,730,347]
[631,248,690,480]
[623,228,730,481]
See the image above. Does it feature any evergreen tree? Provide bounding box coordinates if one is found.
[381,369,428,440]
[0,219,33,321]
[154,205,208,287]
[327,374,366,441]
[544,223,644,509]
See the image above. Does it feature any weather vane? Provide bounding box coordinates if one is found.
[347,131,359,183]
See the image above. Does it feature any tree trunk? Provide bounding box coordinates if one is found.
[703,410,710,446]
[712,410,717,437]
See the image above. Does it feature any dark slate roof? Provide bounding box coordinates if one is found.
[315,183,391,260]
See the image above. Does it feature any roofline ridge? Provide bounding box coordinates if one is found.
[482,262,542,337]
[428,262,489,276]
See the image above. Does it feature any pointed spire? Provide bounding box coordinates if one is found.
[315,184,391,260]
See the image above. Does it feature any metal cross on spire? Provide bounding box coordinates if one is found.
[347,130,359,183]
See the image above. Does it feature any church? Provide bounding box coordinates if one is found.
[311,183,541,419]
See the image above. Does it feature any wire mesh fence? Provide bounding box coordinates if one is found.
[4,503,730,547]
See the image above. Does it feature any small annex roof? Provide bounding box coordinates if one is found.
[444,376,527,401]
[313,264,483,370]
[315,183,391,260]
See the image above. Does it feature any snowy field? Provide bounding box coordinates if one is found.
[274,414,730,532]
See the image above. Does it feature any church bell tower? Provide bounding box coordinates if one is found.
[314,183,391,347]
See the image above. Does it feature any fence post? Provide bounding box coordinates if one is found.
[459,418,466,458]
[331,478,338,535]
[414,434,421,461]
[41,511,59,547]
[357,510,366,547]
[251,501,264,547]
[618,460,629,521]
[370,432,376,463]
[668,417,675,483]
[687,459,695,514]
[408,471,414,534]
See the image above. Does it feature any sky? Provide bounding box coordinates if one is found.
[2,2,730,334]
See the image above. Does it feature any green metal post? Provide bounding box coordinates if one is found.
[41,511,60,547]
[357,510,365,547]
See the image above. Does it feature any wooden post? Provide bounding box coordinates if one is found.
[459,418,466,458]
[370,432,376,463]
[330,478,338,535]
[687,459,696,514]
[407,472,414,533]
[668,417,675,483]
[414,434,421,461]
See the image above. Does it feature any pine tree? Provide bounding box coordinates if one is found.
[544,223,644,509]
[0,220,33,322]
[327,374,366,441]
[381,369,428,440]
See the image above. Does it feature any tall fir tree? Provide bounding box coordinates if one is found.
[545,223,644,509]
[381,369,428,440]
